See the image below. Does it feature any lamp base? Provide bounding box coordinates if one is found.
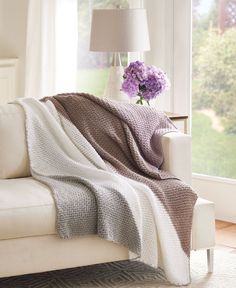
[103,53,128,102]
[103,65,127,102]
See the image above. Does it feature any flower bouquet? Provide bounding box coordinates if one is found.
[121,61,170,105]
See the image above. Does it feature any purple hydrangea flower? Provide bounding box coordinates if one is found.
[121,77,139,98]
[142,66,171,100]
[121,61,170,104]
[123,61,147,82]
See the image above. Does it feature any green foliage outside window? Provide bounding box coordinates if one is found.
[192,0,236,179]
[193,28,236,134]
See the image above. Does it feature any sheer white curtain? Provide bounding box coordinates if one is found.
[25,0,78,99]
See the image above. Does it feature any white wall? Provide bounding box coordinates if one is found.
[0,0,29,97]
[192,175,236,223]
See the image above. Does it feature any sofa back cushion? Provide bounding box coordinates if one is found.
[0,104,30,179]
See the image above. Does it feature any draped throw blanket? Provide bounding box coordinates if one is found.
[16,94,197,286]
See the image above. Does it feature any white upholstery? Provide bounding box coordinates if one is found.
[0,103,215,278]
[0,104,30,179]
[161,132,192,185]
[0,104,190,185]
[0,130,192,240]
[192,198,215,250]
[0,177,215,247]
[162,133,215,251]
[0,178,55,240]
[0,178,215,242]
[0,235,129,277]
[0,175,215,277]
[0,103,191,186]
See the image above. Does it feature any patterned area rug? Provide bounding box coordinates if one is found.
[0,249,236,288]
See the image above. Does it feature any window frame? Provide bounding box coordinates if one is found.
[144,0,236,223]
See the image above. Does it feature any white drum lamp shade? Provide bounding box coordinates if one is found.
[90,8,150,52]
[89,8,150,101]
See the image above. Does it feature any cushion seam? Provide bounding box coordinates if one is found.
[0,204,53,211]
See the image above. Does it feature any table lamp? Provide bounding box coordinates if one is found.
[90,8,150,101]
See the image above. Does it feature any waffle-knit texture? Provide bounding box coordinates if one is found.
[47,93,197,256]
[17,95,197,285]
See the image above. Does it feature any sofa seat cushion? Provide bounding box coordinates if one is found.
[0,178,56,240]
[0,177,215,250]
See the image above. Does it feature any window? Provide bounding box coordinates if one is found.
[192,0,236,179]
[77,0,129,97]
[144,0,236,221]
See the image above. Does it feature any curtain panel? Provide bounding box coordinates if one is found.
[25,0,78,99]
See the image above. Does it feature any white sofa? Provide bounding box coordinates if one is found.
[0,103,215,278]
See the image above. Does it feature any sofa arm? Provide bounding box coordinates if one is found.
[191,198,215,250]
[161,132,192,185]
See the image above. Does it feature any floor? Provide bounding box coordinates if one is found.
[215,220,236,253]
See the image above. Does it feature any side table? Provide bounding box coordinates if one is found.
[165,112,188,134]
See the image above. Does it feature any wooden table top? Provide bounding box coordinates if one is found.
[165,112,188,120]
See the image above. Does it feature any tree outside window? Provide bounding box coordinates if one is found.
[192,0,236,179]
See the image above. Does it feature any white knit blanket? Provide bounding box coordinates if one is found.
[16,98,191,285]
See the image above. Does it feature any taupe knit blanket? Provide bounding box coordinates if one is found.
[46,93,197,250]
[17,94,197,285]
